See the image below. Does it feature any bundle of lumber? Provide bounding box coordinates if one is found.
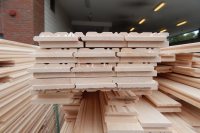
[0,39,62,132]
[60,90,200,133]
[30,32,168,100]
[157,42,200,109]
[60,91,174,133]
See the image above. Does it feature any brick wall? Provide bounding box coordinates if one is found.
[0,0,44,44]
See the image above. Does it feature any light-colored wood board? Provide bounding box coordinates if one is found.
[133,98,171,128]
[117,70,157,77]
[157,77,200,102]
[74,48,119,57]
[0,64,33,75]
[128,41,168,48]
[30,64,75,73]
[38,41,83,48]
[159,85,200,109]
[71,64,114,72]
[85,41,127,48]
[115,64,154,72]
[77,57,119,63]
[120,56,161,63]
[125,32,168,42]
[145,91,181,107]
[156,107,181,113]
[35,48,77,57]
[81,32,124,41]
[161,42,200,54]
[36,57,77,63]
[31,78,75,90]
[162,73,200,89]
[117,48,159,57]
[74,92,104,133]
[156,65,172,73]
[164,114,196,133]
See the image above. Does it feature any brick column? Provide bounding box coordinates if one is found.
[0,0,44,44]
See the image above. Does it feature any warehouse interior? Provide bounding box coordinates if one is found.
[1,0,200,133]
[44,0,200,40]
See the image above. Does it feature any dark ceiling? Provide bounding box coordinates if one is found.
[59,0,200,36]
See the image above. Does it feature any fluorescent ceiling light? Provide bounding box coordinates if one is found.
[154,2,166,12]
[139,19,146,24]
[130,27,135,32]
[160,29,167,33]
[176,21,188,26]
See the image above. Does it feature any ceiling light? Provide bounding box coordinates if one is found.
[176,21,188,26]
[160,29,167,33]
[130,27,135,32]
[139,19,146,24]
[154,2,166,12]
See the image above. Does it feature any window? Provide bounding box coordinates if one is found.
[0,33,4,39]
[169,30,199,44]
[50,0,56,13]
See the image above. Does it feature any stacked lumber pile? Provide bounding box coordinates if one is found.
[0,39,62,132]
[157,42,200,109]
[30,32,178,133]
[61,91,174,133]
[31,32,168,97]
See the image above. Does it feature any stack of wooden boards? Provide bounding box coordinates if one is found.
[157,42,200,109]
[1,37,200,133]
[60,90,200,133]
[61,91,175,133]
[0,39,63,132]
[31,32,169,99]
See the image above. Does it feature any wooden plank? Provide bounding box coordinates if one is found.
[156,65,172,73]
[36,57,77,63]
[31,78,75,90]
[117,48,159,57]
[117,70,157,77]
[120,56,161,63]
[133,98,171,128]
[173,66,200,77]
[165,114,196,133]
[114,77,157,89]
[74,92,104,133]
[160,53,176,62]
[125,32,169,42]
[115,64,154,72]
[145,91,181,107]
[128,41,169,48]
[85,41,127,48]
[161,42,200,54]
[176,53,200,62]
[35,48,77,57]
[34,32,79,41]
[77,57,119,63]
[30,64,75,73]
[159,85,200,109]
[74,48,119,57]
[71,64,114,72]
[157,77,200,102]
[0,64,33,75]
[81,32,124,41]
[162,73,200,89]
[32,95,79,104]
[73,77,116,89]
